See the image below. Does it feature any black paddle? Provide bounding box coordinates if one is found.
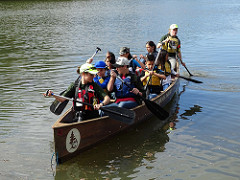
[45,91,135,124]
[115,75,169,120]
[178,75,202,83]
[183,65,193,76]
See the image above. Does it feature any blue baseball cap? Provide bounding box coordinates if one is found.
[94,61,106,69]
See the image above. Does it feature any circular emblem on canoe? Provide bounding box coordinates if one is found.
[66,128,81,153]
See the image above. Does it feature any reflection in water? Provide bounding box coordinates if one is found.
[53,119,172,179]
[53,92,182,179]
[180,105,203,120]
[53,83,205,179]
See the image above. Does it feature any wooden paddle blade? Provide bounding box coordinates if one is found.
[100,106,135,124]
[179,75,203,83]
[143,99,169,120]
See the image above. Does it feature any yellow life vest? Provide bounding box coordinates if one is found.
[143,70,161,86]
[162,36,181,54]
[158,61,171,75]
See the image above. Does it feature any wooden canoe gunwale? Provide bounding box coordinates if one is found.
[52,71,180,163]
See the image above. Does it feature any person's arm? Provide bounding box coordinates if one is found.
[101,95,110,106]
[157,34,169,48]
[107,70,116,92]
[44,82,75,102]
[131,74,144,97]
[140,71,149,82]
[93,83,111,110]
[153,71,166,80]
[177,52,185,66]
[86,58,93,64]
[132,56,145,69]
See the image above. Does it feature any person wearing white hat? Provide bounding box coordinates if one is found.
[46,63,110,121]
[107,57,145,109]
[157,24,185,69]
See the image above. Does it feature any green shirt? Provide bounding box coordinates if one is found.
[63,80,107,101]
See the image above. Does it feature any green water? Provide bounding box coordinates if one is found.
[0,0,240,179]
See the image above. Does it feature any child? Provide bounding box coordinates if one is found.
[140,54,166,99]
[93,61,110,93]
[140,41,158,64]
[156,50,179,91]
[46,63,110,121]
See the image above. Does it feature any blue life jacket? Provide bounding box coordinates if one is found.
[93,74,110,90]
[114,74,136,98]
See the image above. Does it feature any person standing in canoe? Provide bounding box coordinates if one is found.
[107,57,145,109]
[140,54,166,99]
[46,63,110,122]
[157,24,185,69]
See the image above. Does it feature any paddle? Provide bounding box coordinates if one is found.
[50,89,69,115]
[45,91,135,124]
[115,75,169,120]
[90,47,101,59]
[178,75,203,83]
[183,65,193,76]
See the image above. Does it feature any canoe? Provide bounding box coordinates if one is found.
[52,67,180,164]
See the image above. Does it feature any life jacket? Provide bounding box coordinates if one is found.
[93,75,110,92]
[158,60,172,76]
[73,83,100,112]
[142,70,161,86]
[162,35,181,55]
[135,68,144,77]
[114,74,136,98]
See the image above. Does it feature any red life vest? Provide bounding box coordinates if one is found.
[74,84,100,111]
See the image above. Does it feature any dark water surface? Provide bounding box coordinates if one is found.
[1,0,240,179]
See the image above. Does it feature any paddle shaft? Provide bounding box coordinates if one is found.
[90,47,101,59]
[178,75,202,83]
[49,93,131,118]
[183,65,193,76]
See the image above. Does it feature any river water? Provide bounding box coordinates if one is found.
[0,0,240,179]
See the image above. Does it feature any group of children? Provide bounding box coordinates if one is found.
[46,24,183,121]
[92,44,178,101]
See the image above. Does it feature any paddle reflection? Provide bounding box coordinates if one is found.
[53,83,203,179]
[54,117,171,179]
[53,94,181,179]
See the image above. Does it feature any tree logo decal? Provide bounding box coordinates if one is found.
[66,128,81,153]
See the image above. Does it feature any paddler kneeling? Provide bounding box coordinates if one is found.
[46,63,110,122]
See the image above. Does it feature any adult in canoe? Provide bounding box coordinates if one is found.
[107,57,145,109]
[46,63,110,122]
[157,24,185,69]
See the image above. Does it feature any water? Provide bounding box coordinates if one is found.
[1,0,240,179]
